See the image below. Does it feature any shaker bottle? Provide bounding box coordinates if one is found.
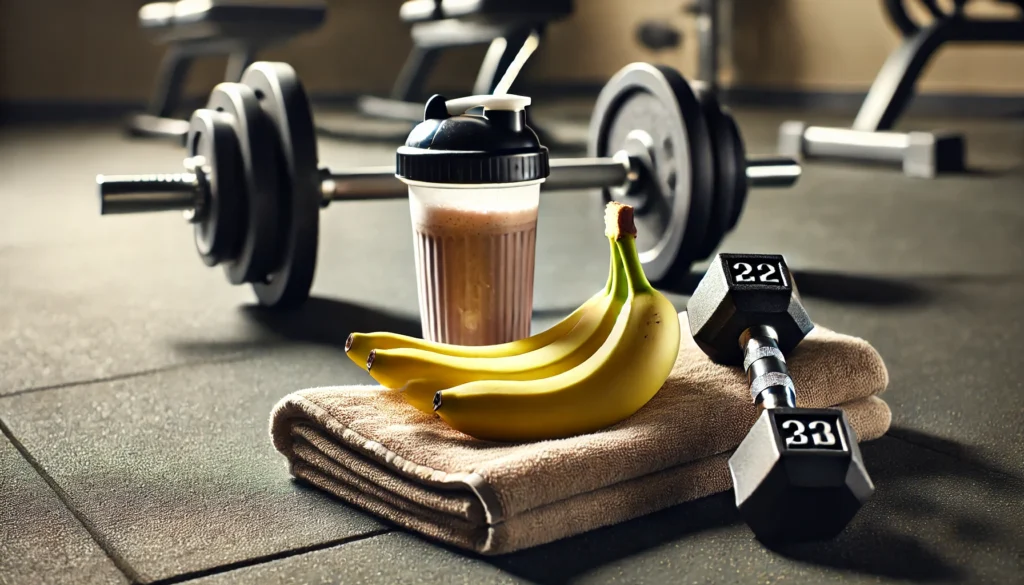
[395,93,551,346]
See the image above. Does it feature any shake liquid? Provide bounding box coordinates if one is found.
[409,183,540,345]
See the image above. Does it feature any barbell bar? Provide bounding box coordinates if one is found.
[93,60,801,308]
[98,155,799,214]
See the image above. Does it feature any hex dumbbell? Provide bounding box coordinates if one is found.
[687,253,874,543]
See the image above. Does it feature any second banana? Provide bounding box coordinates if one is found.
[345,202,681,442]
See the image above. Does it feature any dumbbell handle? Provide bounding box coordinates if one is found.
[740,325,797,410]
[97,154,800,214]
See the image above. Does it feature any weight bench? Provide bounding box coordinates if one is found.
[128,0,326,141]
[778,0,1024,178]
[357,0,574,126]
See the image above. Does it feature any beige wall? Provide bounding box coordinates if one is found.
[1,0,1022,103]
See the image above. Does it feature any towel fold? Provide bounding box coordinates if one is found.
[269,312,892,555]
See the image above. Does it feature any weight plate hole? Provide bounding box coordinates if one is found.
[254,89,266,100]
[663,137,674,158]
[666,169,677,192]
[215,106,224,113]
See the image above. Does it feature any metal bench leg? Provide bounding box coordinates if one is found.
[146,47,194,119]
[851,19,954,131]
[472,28,541,95]
[392,45,441,102]
[225,49,256,83]
[128,47,194,141]
[693,0,719,93]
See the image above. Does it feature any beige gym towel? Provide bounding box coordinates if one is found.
[269,312,892,555]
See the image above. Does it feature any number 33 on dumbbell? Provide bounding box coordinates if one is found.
[94,61,800,308]
[687,253,874,543]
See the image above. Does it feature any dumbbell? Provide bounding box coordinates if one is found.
[95,61,801,308]
[687,253,874,543]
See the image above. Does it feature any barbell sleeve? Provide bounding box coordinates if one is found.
[97,173,200,215]
[745,156,802,188]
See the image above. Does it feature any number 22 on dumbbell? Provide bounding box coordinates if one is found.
[728,259,788,285]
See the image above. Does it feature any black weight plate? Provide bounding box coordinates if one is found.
[721,112,748,233]
[241,62,320,308]
[691,83,746,260]
[186,109,243,267]
[205,83,281,285]
[588,63,715,286]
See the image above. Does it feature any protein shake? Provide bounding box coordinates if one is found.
[396,94,550,345]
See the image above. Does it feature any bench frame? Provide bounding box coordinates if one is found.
[777,0,1024,178]
[127,3,325,142]
[129,38,263,141]
[355,15,560,137]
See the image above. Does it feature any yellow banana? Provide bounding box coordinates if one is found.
[432,202,681,442]
[385,241,626,411]
[366,239,626,390]
[396,378,441,414]
[343,242,617,371]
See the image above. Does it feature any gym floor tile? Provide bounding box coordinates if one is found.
[0,347,388,584]
[188,532,531,585]
[476,436,1023,585]
[790,278,1024,478]
[0,432,128,585]
[0,126,281,395]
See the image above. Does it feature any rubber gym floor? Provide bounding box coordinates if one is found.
[1,103,1022,585]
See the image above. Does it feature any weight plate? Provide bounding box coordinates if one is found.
[186,109,243,267]
[241,62,320,308]
[722,112,748,233]
[691,83,746,260]
[588,63,715,286]
[205,83,281,285]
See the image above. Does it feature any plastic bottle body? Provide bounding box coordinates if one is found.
[406,181,542,345]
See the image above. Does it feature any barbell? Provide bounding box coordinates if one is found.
[96,61,800,308]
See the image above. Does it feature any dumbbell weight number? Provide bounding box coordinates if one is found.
[778,414,846,450]
[730,260,787,284]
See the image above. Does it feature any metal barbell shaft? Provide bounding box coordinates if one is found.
[321,155,800,202]
[320,157,634,203]
[98,154,801,214]
[744,157,802,188]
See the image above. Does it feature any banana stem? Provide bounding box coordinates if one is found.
[608,236,625,295]
[616,235,656,294]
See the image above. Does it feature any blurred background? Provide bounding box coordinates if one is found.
[2,0,1023,122]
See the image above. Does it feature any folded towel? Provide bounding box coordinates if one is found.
[269,312,891,555]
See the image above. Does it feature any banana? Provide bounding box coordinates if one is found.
[388,241,626,412]
[366,239,627,390]
[343,242,618,371]
[432,202,681,442]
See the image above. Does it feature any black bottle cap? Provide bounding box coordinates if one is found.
[396,94,550,185]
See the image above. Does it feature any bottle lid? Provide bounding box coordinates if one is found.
[396,94,550,185]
